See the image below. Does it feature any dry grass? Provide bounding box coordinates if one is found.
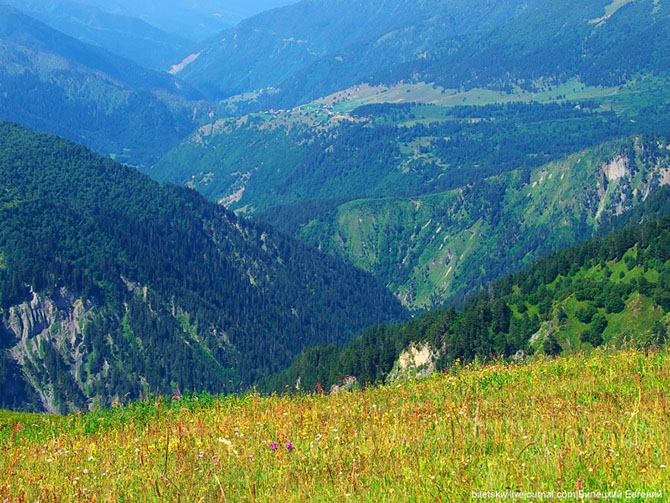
[1,350,669,502]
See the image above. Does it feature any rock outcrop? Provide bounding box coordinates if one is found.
[387,342,437,382]
[3,287,96,413]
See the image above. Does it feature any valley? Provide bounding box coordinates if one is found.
[0,123,405,413]
[0,0,670,480]
[1,0,670,497]
[0,4,214,167]
[153,93,670,309]
[294,137,670,308]
[267,213,670,393]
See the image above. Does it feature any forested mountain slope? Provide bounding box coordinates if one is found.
[0,123,406,413]
[373,0,670,92]
[173,0,670,112]
[172,0,541,103]
[265,215,670,394]
[0,5,210,167]
[153,99,670,309]
[155,102,631,211]
[294,136,670,308]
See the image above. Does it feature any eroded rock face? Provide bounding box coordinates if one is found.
[330,375,358,394]
[3,287,95,413]
[602,156,629,182]
[595,144,670,221]
[387,342,437,382]
[6,288,88,342]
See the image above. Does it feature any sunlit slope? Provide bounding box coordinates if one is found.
[264,211,670,395]
[298,137,670,308]
[1,350,669,501]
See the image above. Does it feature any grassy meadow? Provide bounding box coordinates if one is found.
[1,349,669,502]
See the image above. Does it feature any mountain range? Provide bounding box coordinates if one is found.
[168,0,670,112]
[266,210,670,394]
[0,123,405,413]
[152,96,670,309]
[375,0,670,92]
[171,0,542,103]
[145,0,670,311]
[6,0,299,43]
[1,0,670,413]
[1,0,193,69]
[0,4,213,167]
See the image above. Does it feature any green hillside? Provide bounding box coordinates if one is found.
[154,101,632,211]
[175,0,670,113]
[153,97,670,309]
[295,136,670,308]
[374,0,670,93]
[0,123,406,413]
[266,216,670,394]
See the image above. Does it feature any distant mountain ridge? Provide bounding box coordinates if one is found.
[1,0,192,69]
[0,4,212,167]
[0,123,406,413]
[372,0,670,92]
[0,4,198,96]
[64,0,299,41]
[173,0,542,103]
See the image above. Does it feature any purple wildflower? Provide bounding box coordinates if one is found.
[285,442,294,452]
[269,442,279,451]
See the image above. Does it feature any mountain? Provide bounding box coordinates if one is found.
[291,135,670,308]
[265,214,670,394]
[152,96,670,309]
[154,101,633,211]
[150,0,670,313]
[2,0,192,69]
[171,0,541,103]
[64,0,299,41]
[0,4,210,167]
[0,4,197,95]
[172,0,670,111]
[0,123,406,413]
[373,0,670,92]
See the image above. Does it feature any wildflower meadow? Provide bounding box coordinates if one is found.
[1,349,669,502]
